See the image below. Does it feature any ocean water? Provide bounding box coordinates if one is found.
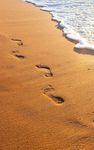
[25,0,94,50]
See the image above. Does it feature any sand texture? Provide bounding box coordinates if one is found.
[0,0,94,149]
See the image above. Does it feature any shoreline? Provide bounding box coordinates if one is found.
[0,0,94,149]
[25,0,94,51]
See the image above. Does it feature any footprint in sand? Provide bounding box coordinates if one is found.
[36,64,53,77]
[11,38,23,46]
[42,84,64,105]
[12,50,26,59]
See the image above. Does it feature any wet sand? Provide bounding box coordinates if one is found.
[0,0,94,149]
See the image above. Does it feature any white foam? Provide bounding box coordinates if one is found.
[75,42,94,50]
[24,0,94,51]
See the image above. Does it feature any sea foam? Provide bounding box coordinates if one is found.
[25,0,94,50]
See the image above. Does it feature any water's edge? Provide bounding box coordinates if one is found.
[24,0,94,51]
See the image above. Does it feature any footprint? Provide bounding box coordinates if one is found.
[42,85,64,105]
[11,38,23,46]
[36,64,53,77]
[11,50,25,60]
[14,54,25,59]
[65,119,87,128]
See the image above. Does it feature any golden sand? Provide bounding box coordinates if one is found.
[0,0,94,149]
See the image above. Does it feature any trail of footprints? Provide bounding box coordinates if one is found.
[11,37,64,105]
[11,38,25,59]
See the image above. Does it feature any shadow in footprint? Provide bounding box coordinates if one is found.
[11,38,23,46]
[50,94,64,104]
[36,64,53,77]
[14,54,25,59]
[42,85,64,105]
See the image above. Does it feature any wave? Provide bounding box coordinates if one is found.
[24,0,94,51]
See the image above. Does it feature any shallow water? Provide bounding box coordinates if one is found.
[25,0,94,50]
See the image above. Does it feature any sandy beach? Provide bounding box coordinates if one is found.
[0,0,94,149]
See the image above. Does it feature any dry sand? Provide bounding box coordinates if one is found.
[0,0,94,149]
